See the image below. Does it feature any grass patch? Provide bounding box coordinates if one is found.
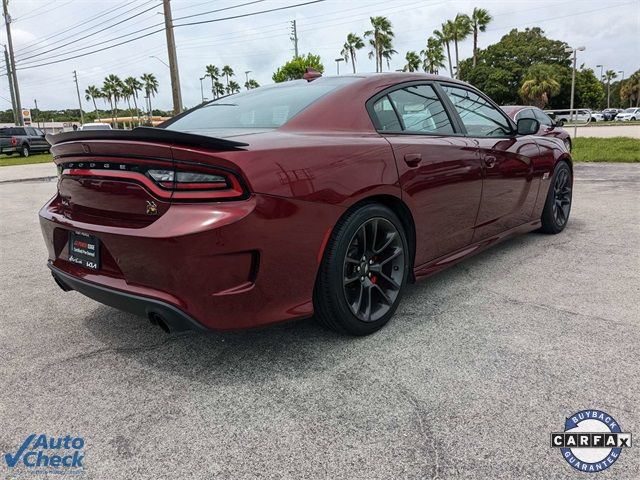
[0,153,54,167]
[572,137,640,163]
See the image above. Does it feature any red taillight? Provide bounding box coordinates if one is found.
[10,136,17,146]
[146,167,245,200]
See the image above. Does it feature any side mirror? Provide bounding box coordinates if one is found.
[517,118,540,135]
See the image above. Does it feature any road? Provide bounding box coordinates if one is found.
[0,164,638,479]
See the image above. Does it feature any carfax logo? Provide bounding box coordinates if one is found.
[4,434,84,473]
[551,410,632,473]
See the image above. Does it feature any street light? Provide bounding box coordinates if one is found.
[244,70,252,90]
[149,55,169,69]
[335,58,344,75]
[565,46,585,138]
[199,76,207,103]
[596,64,603,81]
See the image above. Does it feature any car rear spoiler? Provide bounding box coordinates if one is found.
[46,126,249,150]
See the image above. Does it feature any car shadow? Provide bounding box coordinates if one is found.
[81,226,574,383]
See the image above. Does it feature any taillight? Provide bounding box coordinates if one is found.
[146,167,245,200]
[10,136,17,146]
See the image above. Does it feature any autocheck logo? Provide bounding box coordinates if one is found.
[551,410,632,473]
[4,434,84,473]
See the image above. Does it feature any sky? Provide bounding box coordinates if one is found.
[1,0,639,112]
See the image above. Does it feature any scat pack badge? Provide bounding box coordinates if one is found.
[551,410,632,473]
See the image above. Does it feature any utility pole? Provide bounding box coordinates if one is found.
[244,70,251,90]
[565,46,585,139]
[3,44,17,124]
[162,0,183,115]
[3,0,23,125]
[290,20,299,58]
[73,70,84,125]
[34,98,39,128]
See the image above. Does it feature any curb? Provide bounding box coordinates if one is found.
[0,176,56,185]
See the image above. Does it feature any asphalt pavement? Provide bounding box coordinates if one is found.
[0,163,638,479]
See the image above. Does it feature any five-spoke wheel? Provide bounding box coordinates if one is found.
[540,161,572,234]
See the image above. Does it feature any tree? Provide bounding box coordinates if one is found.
[451,14,471,79]
[102,75,123,127]
[205,65,220,98]
[403,51,420,72]
[470,7,492,68]
[341,33,365,74]
[84,85,101,120]
[227,80,241,94]
[575,67,604,109]
[141,73,159,122]
[272,53,324,82]
[421,37,445,74]
[214,80,226,98]
[365,16,394,73]
[245,79,260,90]
[519,64,561,108]
[620,70,640,107]
[433,24,453,77]
[459,28,571,105]
[603,70,618,108]
[221,65,234,88]
[124,76,143,125]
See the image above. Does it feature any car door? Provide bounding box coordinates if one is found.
[439,83,540,241]
[368,82,483,264]
[25,127,42,151]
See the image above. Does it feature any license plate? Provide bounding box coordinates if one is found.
[68,231,100,270]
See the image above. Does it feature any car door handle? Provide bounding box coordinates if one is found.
[484,155,497,168]
[404,153,422,167]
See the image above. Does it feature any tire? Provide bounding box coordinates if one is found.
[539,161,572,234]
[19,144,30,158]
[558,119,565,127]
[313,203,410,335]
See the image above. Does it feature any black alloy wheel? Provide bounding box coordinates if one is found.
[540,161,572,234]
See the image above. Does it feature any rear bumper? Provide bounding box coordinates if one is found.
[49,264,206,333]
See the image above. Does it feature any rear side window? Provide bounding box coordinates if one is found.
[534,108,553,126]
[441,85,512,137]
[371,84,454,134]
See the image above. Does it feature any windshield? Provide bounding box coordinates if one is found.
[624,108,636,113]
[165,77,356,132]
[82,125,111,130]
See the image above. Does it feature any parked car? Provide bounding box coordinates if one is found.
[547,109,592,125]
[590,111,604,122]
[501,105,572,151]
[40,73,573,336]
[602,108,622,121]
[79,123,112,131]
[0,126,51,157]
[615,108,640,121]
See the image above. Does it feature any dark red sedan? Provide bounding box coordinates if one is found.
[501,105,572,151]
[40,73,573,335]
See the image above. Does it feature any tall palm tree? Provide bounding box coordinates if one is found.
[84,85,101,120]
[141,73,159,122]
[451,14,472,79]
[214,80,226,99]
[205,65,220,98]
[124,76,143,125]
[365,16,394,73]
[603,70,617,108]
[420,37,446,74]
[470,8,492,68]
[380,35,397,71]
[341,33,365,74]
[121,83,133,126]
[227,80,241,94]
[245,79,259,90]
[221,65,234,88]
[403,51,420,72]
[433,24,453,77]
[519,64,561,108]
[102,75,123,127]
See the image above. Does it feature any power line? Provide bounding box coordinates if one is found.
[173,0,266,21]
[15,0,76,23]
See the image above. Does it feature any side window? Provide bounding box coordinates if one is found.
[25,127,36,135]
[516,109,535,121]
[533,109,553,126]
[441,85,512,137]
[387,85,454,134]
[371,96,401,131]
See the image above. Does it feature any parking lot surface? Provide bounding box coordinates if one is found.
[1,163,638,479]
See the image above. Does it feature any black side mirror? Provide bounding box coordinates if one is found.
[517,118,540,135]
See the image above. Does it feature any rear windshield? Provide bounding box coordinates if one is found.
[0,127,26,136]
[81,125,111,130]
[165,77,356,131]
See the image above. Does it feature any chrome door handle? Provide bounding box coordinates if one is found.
[484,155,497,168]
[404,153,422,167]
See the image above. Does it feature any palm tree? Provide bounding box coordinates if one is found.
[221,65,234,88]
[420,37,446,74]
[341,33,365,74]
[603,70,617,108]
[245,79,259,90]
[205,65,220,98]
[141,73,159,122]
[124,76,143,125]
[451,14,472,79]
[470,8,492,68]
[121,83,133,127]
[380,35,397,71]
[214,80,226,98]
[365,16,394,73]
[102,75,123,127]
[84,85,101,121]
[403,51,420,72]
[519,64,561,108]
[433,24,453,77]
[227,80,241,94]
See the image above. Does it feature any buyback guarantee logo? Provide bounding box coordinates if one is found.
[4,434,84,474]
[551,410,632,473]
